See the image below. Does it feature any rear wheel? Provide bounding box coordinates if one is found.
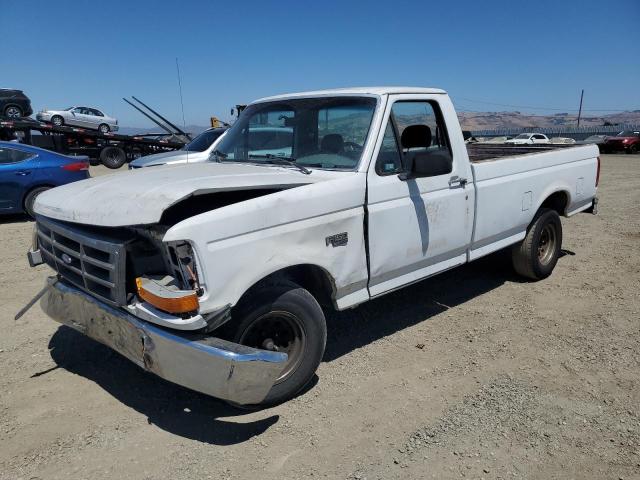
[224,281,326,406]
[24,186,51,218]
[4,105,23,118]
[512,208,562,280]
[100,146,126,169]
[98,123,110,134]
[51,115,64,127]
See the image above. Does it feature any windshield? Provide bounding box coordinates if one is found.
[212,96,377,170]
[515,134,530,139]
[183,129,224,152]
[617,130,640,137]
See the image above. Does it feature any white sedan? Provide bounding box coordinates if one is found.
[505,133,550,145]
[37,106,119,133]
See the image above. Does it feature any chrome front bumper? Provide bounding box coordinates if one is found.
[41,277,287,405]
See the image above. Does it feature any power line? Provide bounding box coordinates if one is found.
[455,96,638,112]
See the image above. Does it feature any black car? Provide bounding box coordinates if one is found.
[0,89,33,118]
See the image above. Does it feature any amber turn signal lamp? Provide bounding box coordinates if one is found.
[136,277,199,314]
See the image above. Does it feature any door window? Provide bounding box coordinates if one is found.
[0,147,34,164]
[375,100,452,177]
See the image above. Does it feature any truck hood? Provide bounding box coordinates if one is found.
[129,149,207,168]
[34,162,323,227]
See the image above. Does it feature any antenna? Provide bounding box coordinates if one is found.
[175,58,189,161]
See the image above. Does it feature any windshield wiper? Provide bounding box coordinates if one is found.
[249,154,311,175]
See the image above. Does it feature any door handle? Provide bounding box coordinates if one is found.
[15,170,31,176]
[448,176,467,188]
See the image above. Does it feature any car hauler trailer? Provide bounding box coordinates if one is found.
[0,117,185,168]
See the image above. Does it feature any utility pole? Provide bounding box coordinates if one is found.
[577,89,584,127]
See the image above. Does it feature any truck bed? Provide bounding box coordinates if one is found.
[467,143,576,163]
[467,142,599,261]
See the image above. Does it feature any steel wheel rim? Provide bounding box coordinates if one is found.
[538,223,557,265]
[6,107,20,118]
[238,311,306,384]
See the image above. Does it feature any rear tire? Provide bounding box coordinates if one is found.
[4,105,23,118]
[24,186,51,218]
[100,146,126,169]
[51,115,64,127]
[98,123,110,134]
[224,281,327,406]
[512,208,562,280]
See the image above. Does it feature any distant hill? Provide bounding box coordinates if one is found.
[118,110,640,137]
[458,110,640,131]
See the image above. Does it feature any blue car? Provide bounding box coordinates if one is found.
[0,141,89,217]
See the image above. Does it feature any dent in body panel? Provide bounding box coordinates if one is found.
[163,174,369,313]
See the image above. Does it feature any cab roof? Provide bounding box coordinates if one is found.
[254,86,447,103]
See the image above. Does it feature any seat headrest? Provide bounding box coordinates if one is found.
[321,134,344,153]
[401,125,432,149]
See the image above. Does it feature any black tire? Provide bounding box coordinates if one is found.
[98,123,110,134]
[512,208,563,280]
[628,144,638,155]
[4,105,23,118]
[51,115,64,127]
[100,146,126,169]
[225,281,326,406]
[24,186,51,218]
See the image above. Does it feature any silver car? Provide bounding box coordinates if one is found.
[37,106,119,133]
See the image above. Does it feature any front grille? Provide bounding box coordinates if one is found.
[36,217,130,306]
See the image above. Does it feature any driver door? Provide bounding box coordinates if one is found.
[366,95,474,296]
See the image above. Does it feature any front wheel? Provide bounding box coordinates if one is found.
[512,208,563,280]
[51,115,64,127]
[4,105,23,118]
[225,282,326,406]
[98,123,110,134]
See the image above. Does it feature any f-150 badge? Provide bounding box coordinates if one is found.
[326,232,348,247]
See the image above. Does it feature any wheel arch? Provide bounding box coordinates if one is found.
[537,189,571,217]
[234,263,338,311]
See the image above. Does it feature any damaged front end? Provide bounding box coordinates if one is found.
[29,216,287,405]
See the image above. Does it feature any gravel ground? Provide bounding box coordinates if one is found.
[1,155,639,480]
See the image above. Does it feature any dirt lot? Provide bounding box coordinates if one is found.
[1,155,639,480]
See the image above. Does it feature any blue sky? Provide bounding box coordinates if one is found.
[2,0,639,127]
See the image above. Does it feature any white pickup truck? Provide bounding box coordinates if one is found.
[28,87,599,406]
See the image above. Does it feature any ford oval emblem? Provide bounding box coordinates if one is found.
[61,253,73,265]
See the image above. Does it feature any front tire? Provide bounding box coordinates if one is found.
[226,282,326,406]
[24,186,51,218]
[51,115,64,127]
[98,123,110,134]
[512,208,563,280]
[4,105,23,118]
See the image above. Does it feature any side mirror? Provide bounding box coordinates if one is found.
[400,150,453,180]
